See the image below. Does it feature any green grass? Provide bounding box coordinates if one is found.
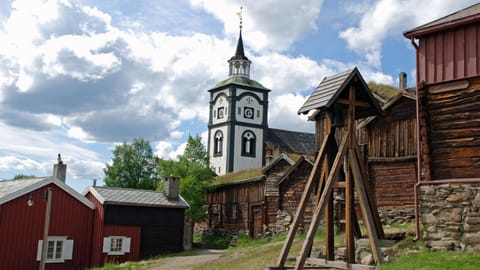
[93,223,480,270]
[378,251,480,270]
[211,167,264,186]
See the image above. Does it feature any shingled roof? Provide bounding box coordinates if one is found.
[266,128,316,155]
[298,67,382,119]
[85,186,189,209]
[404,3,480,38]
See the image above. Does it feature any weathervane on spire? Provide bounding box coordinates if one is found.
[236,6,243,29]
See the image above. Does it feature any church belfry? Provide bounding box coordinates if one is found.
[207,8,270,175]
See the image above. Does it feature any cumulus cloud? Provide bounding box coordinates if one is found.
[190,0,325,52]
[339,0,479,68]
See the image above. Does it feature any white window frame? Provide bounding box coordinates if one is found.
[103,236,131,255]
[36,236,73,263]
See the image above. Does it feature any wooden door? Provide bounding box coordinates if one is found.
[251,205,263,239]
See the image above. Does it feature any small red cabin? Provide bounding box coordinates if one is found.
[0,177,95,270]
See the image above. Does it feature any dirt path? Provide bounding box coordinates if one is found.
[147,249,226,270]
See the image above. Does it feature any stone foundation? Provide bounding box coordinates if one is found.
[420,183,480,251]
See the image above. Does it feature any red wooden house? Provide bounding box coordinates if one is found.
[0,176,95,270]
[404,3,480,251]
[84,177,189,266]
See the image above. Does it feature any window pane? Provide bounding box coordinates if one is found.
[47,241,55,259]
[55,241,63,259]
[111,238,123,252]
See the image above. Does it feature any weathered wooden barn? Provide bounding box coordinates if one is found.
[84,178,189,266]
[0,175,95,270]
[359,91,417,212]
[404,2,480,251]
[206,154,315,238]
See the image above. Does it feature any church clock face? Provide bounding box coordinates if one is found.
[244,106,254,119]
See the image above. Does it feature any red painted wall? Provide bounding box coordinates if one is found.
[86,192,141,267]
[102,225,141,264]
[418,24,480,84]
[0,183,94,270]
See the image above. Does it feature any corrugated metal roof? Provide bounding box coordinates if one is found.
[298,68,354,114]
[0,178,44,199]
[0,177,95,209]
[266,128,316,154]
[404,3,480,38]
[87,186,189,209]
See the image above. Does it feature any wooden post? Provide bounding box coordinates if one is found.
[276,134,329,267]
[294,133,349,270]
[349,150,384,265]
[40,188,52,270]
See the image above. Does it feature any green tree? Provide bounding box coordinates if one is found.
[158,135,213,222]
[13,174,37,179]
[104,138,159,189]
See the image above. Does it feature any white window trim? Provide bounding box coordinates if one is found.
[103,236,131,256]
[36,236,73,263]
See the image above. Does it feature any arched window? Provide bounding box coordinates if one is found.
[214,131,223,156]
[241,131,256,157]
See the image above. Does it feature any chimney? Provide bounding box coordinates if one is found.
[399,72,407,89]
[53,153,67,183]
[164,176,180,200]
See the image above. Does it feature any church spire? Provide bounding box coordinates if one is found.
[228,6,251,78]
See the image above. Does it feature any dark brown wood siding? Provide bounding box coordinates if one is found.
[425,77,480,179]
[418,24,480,85]
[279,161,315,230]
[206,180,265,233]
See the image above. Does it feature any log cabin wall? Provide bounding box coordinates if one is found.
[367,97,417,210]
[278,160,315,231]
[206,179,264,233]
[424,77,480,179]
[264,158,294,230]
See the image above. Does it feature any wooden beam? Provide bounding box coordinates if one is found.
[294,132,349,270]
[336,99,370,107]
[276,132,330,267]
[353,137,385,240]
[349,150,384,265]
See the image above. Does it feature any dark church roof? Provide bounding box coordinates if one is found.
[230,29,250,62]
[266,128,316,154]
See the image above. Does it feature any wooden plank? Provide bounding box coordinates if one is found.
[306,258,376,270]
[276,131,330,267]
[427,80,469,94]
[349,150,384,266]
[294,133,349,270]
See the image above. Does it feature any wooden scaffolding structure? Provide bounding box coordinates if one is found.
[269,68,385,270]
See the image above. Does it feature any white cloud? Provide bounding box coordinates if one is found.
[339,0,479,68]
[0,156,43,171]
[268,94,315,133]
[191,0,325,52]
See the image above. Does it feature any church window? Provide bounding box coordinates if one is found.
[238,107,241,115]
[257,110,260,118]
[214,131,223,156]
[241,131,256,157]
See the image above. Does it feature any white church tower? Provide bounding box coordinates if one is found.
[207,12,270,175]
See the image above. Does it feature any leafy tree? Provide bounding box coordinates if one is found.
[13,174,37,180]
[104,138,159,189]
[158,135,213,222]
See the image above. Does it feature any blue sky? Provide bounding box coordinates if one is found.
[0,0,477,192]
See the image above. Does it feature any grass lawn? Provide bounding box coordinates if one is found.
[93,224,480,270]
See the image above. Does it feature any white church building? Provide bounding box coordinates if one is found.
[207,23,316,175]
